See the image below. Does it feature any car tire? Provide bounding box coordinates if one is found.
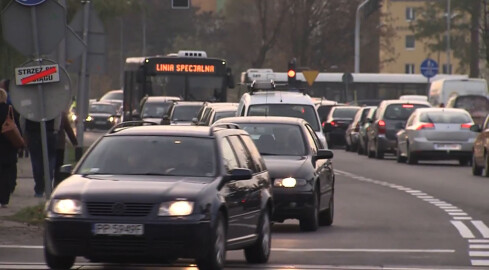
[319,193,334,226]
[407,144,417,165]
[484,154,489,177]
[357,142,364,155]
[396,141,406,163]
[244,209,271,263]
[300,191,319,232]
[472,154,482,176]
[367,140,374,158]
[375,141,384,159]
[44,240,75,270]
[197,212,227,270]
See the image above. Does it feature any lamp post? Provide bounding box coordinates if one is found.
[354,0,370,73]
[446,0,451,74]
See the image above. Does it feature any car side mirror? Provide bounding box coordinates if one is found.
[59,164,74,181]
[228,168,252,181]
[192,117,199,125]
[470,124,482,133]
[161,115,171,125]
[316,149,334,160]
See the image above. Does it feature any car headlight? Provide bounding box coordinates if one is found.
[86,115,93,121]
[274,177,307,188]
[109,116,114,122]
[158,201,194,216]
[71,114,77,121]
[51,199,83,215]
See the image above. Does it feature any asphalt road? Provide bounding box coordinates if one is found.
[1,135,488,269]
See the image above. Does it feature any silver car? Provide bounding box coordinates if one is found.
[396,108,477,165]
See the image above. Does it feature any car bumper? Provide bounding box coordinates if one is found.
[45,217,211,260]
[410,140,473,160]
[376,136,396,153]
[271,186,314,221]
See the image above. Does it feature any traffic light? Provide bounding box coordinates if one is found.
[288,58,297,86]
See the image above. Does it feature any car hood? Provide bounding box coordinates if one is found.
[54,174,213,202]
[142,117,162,124]
[263,156,310,178]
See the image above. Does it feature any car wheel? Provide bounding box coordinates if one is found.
[484,154,489,177]
[44,240,75,270]
[319,193,334,226]
[197,212,226,270]
[375,141,384,159]
[472,154,482,176]
[244,209,271,263]
[367,140,374,158]
[407,144,417,165]
[300,191,319,232]
[357,141,364,155]
[396,141,406,163]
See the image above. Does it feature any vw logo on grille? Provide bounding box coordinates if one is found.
[112,202,126,215]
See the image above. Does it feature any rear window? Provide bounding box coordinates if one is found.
[384,104,429,120]
[248,104,320,131]
[317,105,334,122]
[420,111,472,124]
[142,102,172,118]
[454,96,489,117]
[172,105,201,122]
[332,108,359,119]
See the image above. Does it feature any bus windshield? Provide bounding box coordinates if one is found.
[149,75,224,101]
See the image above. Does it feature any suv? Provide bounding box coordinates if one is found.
[45,123,273,270]
[139,96,181,124]
[237,80,327,147]
[162,101,204,125]
[366,99,431,159]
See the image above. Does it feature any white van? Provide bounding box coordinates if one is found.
[237,81,327,148]
[428,78,488,107]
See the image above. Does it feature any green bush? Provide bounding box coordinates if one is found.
[7,203,45,226]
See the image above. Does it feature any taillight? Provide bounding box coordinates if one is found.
[378,120,386,134]
[461,123,472,129]
[322,121,325,128]
[416,123,435,130]
[402,104,414,108]
[331,121,337,127]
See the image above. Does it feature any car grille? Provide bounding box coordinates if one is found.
[86,202,154,217]
[91,237,146,255]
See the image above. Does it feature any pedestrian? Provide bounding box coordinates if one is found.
[20,113,60,197]
[54,111,77,187]
[0,88,20,207]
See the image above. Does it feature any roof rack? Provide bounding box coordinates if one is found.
[209,122,240,136]
[108,121,158,134]
[249,79,276,95]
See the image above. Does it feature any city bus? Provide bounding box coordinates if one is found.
[123,50,234,121]
[240,69,468,104]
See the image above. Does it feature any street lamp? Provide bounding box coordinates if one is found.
[354,0,370,73]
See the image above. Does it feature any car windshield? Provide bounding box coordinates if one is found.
[172,105,201,122]
[214,110,237,122]
[454,96,489,117]
[100,91,122,101]
[89,104,117,114]
[384,104,429,120]
[332,107,359,119]
[77,136,217,177]
[248,104,320,131]
[420,111,472,124]
[142,102,172,118]
[239,123,306,156]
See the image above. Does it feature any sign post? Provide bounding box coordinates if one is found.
[420,58,438,96]
[342,72,353,103]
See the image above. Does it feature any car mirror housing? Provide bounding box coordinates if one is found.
[470,124,482,133]
[316,149,334,160]
[229,168,253,181]
[59,164,74,180]
[161,115,171,125]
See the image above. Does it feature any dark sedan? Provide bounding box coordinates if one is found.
[215,116,335,232]
[471,114,489,176]
[44,123,273,270]
[323,106,360,148]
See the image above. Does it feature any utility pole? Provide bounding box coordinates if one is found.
[354,0,370,73]
[446,0,451,74]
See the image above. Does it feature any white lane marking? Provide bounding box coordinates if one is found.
[470,245,489,249]
[444,209,464,212]
[451,221,476,238]
[453,216,473,220]
[448,212,468,216]
[472,221,489,238]
[271,248,455,253]
[471,260,489,266]
[469,251,489,257]
[440,206,459,209]
[470,239,489,243]
[0,245,43,249]
[418,196,434,199]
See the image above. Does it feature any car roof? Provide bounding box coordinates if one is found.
[246,91,314,105]
[215,116,306,125]
[173,101,205,106]
[204,102,239,108]
[145,96,181,102]
[331,105,361,110]
[380,99,431,106]
[213,106,238,112]
[413,107,469,114]
[107,125,247,137]
[91,101,118,106]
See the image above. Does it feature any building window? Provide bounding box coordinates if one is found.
[405,35,415,49]
[405,64,415,74]
[442,64,452,74]
[406,7,415,21]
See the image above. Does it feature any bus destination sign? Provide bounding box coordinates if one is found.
[154,63,216,73]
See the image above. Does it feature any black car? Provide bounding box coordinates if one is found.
[84,101,121,130]
[215,116,335,231]
[44,123,273,270]
[161,101,204,125]
[345,106,376,152]
[323,106,360,148]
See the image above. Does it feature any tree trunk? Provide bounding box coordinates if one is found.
[469,0,481,77]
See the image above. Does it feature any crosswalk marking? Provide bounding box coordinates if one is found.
[472,221,489,238]
[451,221,476,238]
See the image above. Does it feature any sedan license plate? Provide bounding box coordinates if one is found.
[434,144,462,151]
[93,223,144,236]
